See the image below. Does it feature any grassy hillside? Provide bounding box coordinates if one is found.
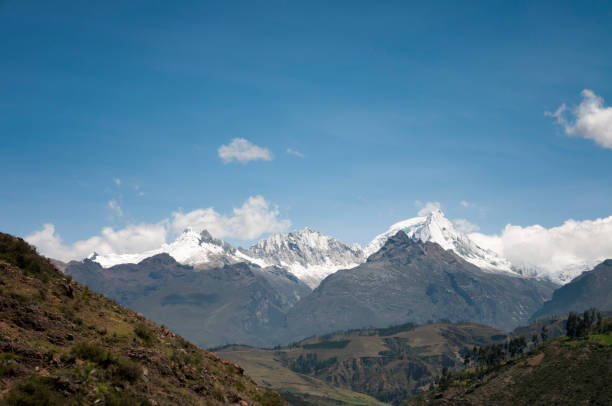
[404,324,612,405]
[216,322,509,405]
[0,232,285,406]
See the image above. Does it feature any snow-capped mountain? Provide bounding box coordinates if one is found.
[365,209,518,276]
[88,211,520,286]
[241,228,365,288]
[89,228,247,268]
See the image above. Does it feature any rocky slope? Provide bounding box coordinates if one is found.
[0,232,286,405]
[530,259,612,320]
[65,255,311,348]
[241,228,365,288]
[285,232,556,340]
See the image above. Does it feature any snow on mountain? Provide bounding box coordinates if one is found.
[89,212,522,286]
[365,209,518,276]
[512,260,603,285]
[89,228,245,268]
[241,228,365,288]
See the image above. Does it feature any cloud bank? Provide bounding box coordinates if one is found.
[171,195,290,240]
[26,196,290,262]
[469,215,612,280]
[548,89,612,149]
[218,138,273,163]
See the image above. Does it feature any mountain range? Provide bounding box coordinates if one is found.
[60,209,611,348]
[85,209,572,288]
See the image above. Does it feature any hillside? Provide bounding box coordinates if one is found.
[216,322,509,405]
[404,323,612,405]
[531,259,612,320]
[0,232,285,405]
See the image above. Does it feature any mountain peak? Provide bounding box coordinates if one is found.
[244,228,365,288]
[365,210,517,276]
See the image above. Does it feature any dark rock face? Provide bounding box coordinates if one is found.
[285,232,557,339]
[531,259,612,320]
[65,255,311,348]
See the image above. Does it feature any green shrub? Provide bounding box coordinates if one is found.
[0,353,19,377]
[256,390,285,406]
[214,386,225,401]
[104,391,148,406]
[107,356,141,383]
[134,323,154,344]
[0,376,67,406]
[71,342,112,367]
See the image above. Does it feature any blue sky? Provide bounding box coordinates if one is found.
[1,1,611,257]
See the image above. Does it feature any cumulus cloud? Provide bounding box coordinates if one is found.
[416,201,441,216]
[26,196,290,261]
[547,89,612,149]
[171,195,290,239]
[460,200,473,208]
[469,215,612,279]
[26,222,168,262]
[107,199,123,217]
[218,138,273,164]
[453,218,480,233]
[286,148,304,158]
[114,178,121,186]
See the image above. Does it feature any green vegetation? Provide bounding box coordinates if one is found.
[134,323,155,344]
[289,353,338,374]
[0,232,286,405]
[302,339,350,350]
[1,376,68,406]
[405,314,612,406]
[376,322,417,337]
[0,234,57,281]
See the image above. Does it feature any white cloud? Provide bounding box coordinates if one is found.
[460,200,473,208]
[469,215,612,279]
[218,138,273,164]
[286,148,304,158]
[25,222,168,262]
[107,199,123,217]
[453,218,480,233]
[416,201,441,216]
[547,89,612,149]
[171,195,290,239]
[26,196,290,261]
[114,178,121,186]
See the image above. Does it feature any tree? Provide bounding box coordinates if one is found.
[540,325,548,342]
[597,311,603,333]
[566,312,578,338]
[532,334,539,346]
[463,352,471,366]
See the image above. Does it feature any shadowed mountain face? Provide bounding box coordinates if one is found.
[65,254,311,348]
[531,259,612,320]
[285,232,557,340]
